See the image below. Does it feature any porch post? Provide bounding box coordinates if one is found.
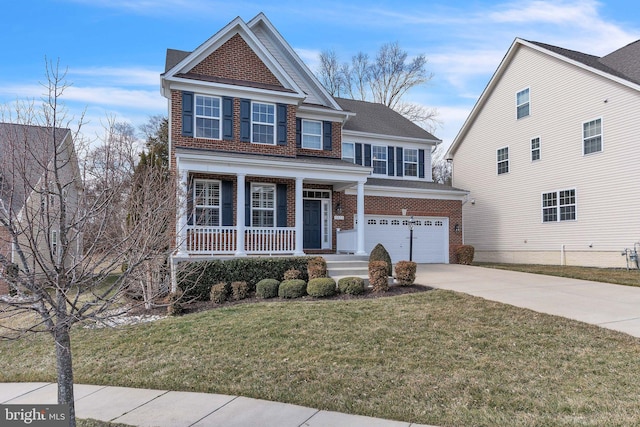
[294,177,305,256]
[235,173,247,256]
[356,180,367,255]
[176,169,189,256]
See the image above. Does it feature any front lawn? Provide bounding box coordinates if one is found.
[3,290,640,426]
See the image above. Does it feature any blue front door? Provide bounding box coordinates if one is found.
[303,200,322,249]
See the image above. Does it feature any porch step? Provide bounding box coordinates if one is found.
[324,256,393,286]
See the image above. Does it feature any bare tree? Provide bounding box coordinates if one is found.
[0,61,176,427]
[431,145,452,185]
[318,49,345,97]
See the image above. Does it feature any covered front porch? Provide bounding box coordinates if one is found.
[173,149,371,257]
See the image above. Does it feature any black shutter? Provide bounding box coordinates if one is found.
[295,118,302,148]
[277,104,288,146]
[419,149,426,179]
[364,144,372,167]
[182,91,194,137]
[322,121,332,151]
[388,146,395,176]
[277,184,287,227]
[221,181,233,226]
[396,147,403,177]
[240,99,251,142]
[222,97,234,140]
[355,143,363,165]
[245,181,251,227]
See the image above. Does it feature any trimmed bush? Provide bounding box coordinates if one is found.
[369,243,392,276]
[278,279,307,299]
[231,281,249,301]
[307,257,328,280]
[166,289,184,316]
[210,282,229,304]
[307,277,336,297]
[256,279,280,299]
[283,268,301,280]
[395,261,417,286]
[176,257,311,301]
[369,260,389,293]
[338,277,365,295]
[455,245,475,265]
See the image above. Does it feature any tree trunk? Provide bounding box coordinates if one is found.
[55,325,76,427]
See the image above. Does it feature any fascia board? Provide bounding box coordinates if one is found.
[342,129,439,146]
[296,105,353,122]
[345,184,468,201]
[165,78,305,104]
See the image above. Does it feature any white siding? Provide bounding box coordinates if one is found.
[453,45,640,267]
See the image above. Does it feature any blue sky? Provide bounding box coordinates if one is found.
[0,0,638,153]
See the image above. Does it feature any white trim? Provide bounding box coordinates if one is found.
[582,117,603,156]
[346,185,468,201]
[343,129,440,147]
[165,79,305,104]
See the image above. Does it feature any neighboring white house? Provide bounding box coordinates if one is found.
[446,38,640,268]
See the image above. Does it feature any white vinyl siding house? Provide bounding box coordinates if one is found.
[447,38,640,267]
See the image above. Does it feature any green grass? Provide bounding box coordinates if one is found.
[3,290,640,426]
[476,262,640,287]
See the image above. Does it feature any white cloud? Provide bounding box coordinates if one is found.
[70,67,161,87]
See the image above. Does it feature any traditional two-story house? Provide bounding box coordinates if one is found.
[447,38,640,267]
[162,13,467,265]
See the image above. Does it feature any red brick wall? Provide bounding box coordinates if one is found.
[189,34,282,87]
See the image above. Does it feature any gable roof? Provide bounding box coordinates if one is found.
[336,97,441,144]
[447,37,640,159]
[0,123,71,214]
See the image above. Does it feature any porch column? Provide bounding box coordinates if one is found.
[235,173,247,256]
[294,177,305,256]
[175,169,189,256]
[356,180,366,255]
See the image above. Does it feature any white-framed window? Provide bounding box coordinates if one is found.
[252,102,275,144]
[372,145,387,175]
[583,118,602,155]
[194,179,220,226]
[531,137,541,161]
[301,119,322,150]
[404,148,418,177]
[51,229,58,257]
[195,95,221,139]
[251,183,275,227]
[497,147,509,175]
[342,142,355,163]
[516,88,530,119]
[542,189,576,222]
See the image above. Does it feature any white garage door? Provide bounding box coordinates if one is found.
[364,215,449,263]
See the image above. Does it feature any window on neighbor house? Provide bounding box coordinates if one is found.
[342,142,355,163]
[301,120,322,149]
[516,88,530,119]
[194,179,220,226]
[372,145,387,175]
[251,183,275,227]
[51,230,58,256]
[542,189,576,222]
[404,148,418,177]
[252,102,275,144]
[195,95,221,139]
[497,147,509,175]
[531,137,541,161]
[583,118,602,155]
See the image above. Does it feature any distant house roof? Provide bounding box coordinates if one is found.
[0,123,71,214]
[335,97,440,143]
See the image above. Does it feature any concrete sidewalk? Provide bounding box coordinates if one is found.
[0,382,436,427]
[418,264,640,337]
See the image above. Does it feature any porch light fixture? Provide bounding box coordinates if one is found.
[408,216,416,261]
[454,224,460,233]
[335,202,342,215]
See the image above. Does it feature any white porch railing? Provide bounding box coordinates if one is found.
[186,226,296,255]
[336,229,356,254]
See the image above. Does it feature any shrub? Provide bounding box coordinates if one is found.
[455,245,475,265]
[166,289,184,316]
[283,268,301,280]
[231,281,249,301]
[307,277,336,297]
[369,260,389,293]
[369,243,392,276]
[307,257,328,280]
[256,279,280,299]
[338,277,365,295]
[278,279,307,299]
[210,282,229,304]
[395,261,417,286]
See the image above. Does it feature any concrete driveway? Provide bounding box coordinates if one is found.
[416,264,640,338]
